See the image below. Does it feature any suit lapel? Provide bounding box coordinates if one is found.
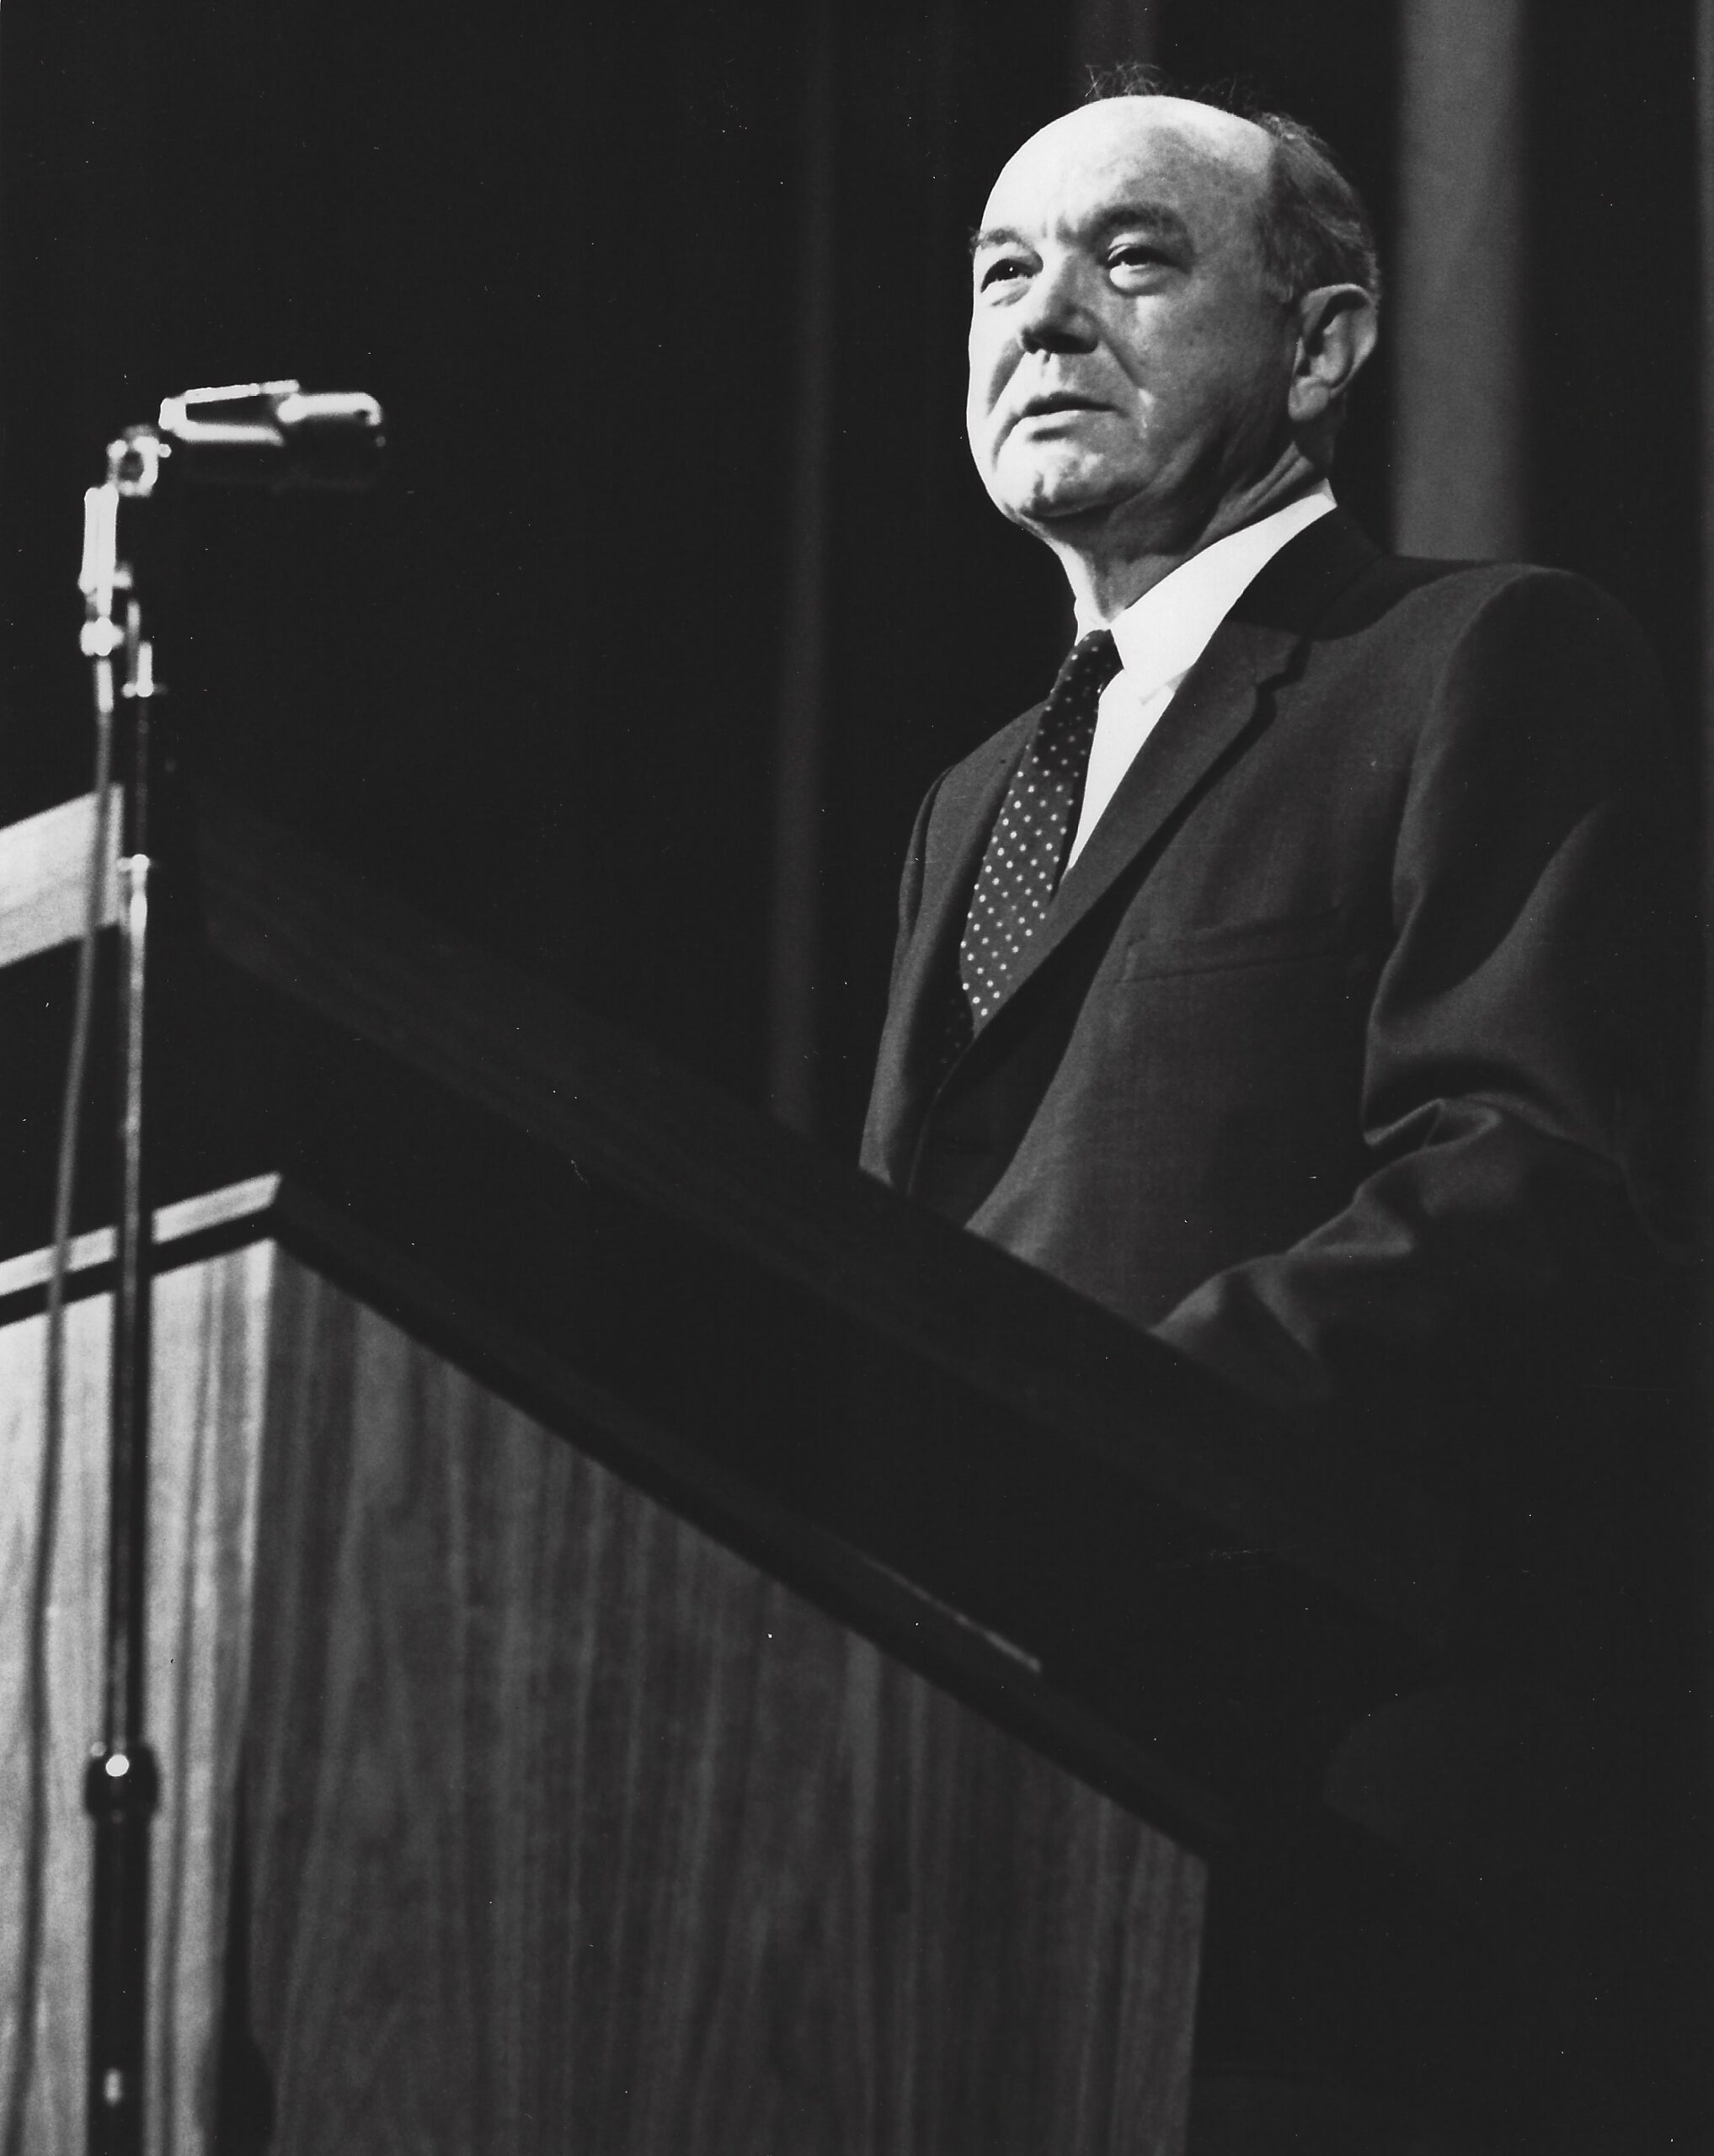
[960,510,1380,1050]
[869,511,1382,1175]
[910,717,1030,997]
[867,711,1031,1139]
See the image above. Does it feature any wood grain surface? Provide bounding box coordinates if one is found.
[243,1253,1205,2155]
[0,1243,273,2156]
[3,1226,1207,2153]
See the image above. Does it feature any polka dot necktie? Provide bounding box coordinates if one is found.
[953,628,1123,1037]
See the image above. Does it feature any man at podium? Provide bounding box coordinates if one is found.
[862,84,1699,2153]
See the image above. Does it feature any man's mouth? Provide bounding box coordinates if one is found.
[1018,392,1108,418]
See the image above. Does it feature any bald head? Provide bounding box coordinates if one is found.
[985,96,1277,252]
[965,95,1378,618]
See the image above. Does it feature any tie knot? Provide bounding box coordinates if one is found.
[1050,627,1122,707]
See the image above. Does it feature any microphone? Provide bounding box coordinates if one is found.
[147,380,386,491]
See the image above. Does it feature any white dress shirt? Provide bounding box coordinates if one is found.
[1065,484,1336,870]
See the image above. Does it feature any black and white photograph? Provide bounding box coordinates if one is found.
[0,3,1709,2151]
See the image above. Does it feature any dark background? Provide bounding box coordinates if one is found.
[0,0,1703,1166]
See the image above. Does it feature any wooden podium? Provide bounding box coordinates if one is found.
[0,792,1464,2153]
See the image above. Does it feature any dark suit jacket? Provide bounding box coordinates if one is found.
[862,510,1692,1467]
[862,506,1705,2131]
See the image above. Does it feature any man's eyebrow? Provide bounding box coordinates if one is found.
[1092,202,1194,252]
[969,223,1027,259]
[968,205,1195,259]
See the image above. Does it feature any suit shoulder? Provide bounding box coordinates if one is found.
[1322,552,1659,686]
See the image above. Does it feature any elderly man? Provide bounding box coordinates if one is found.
[863,90,1698,2155]
[864,91,1685,1446]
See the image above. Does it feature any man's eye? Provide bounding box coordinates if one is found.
[979,256,1030,291]
[1108,243,1166,272]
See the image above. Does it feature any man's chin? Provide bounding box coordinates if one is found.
[999,475,1124,533]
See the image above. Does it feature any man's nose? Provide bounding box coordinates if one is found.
[1017,254,1097,355]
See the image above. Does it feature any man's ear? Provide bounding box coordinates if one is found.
[1287,283,1379,427]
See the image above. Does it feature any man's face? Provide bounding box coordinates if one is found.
[967,99,1295,547]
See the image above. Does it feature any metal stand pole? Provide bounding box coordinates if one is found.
[67,388,380,2153]
[77,435,164,2156]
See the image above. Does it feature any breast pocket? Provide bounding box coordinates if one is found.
[1120,907,1351,981]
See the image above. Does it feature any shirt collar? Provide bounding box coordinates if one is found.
[1076,483,1337,702]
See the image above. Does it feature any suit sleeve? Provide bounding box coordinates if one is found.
[1151,572,1698,1428]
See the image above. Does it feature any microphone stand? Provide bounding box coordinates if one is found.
[77,426,168,2156]
[70,386,382,2155]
